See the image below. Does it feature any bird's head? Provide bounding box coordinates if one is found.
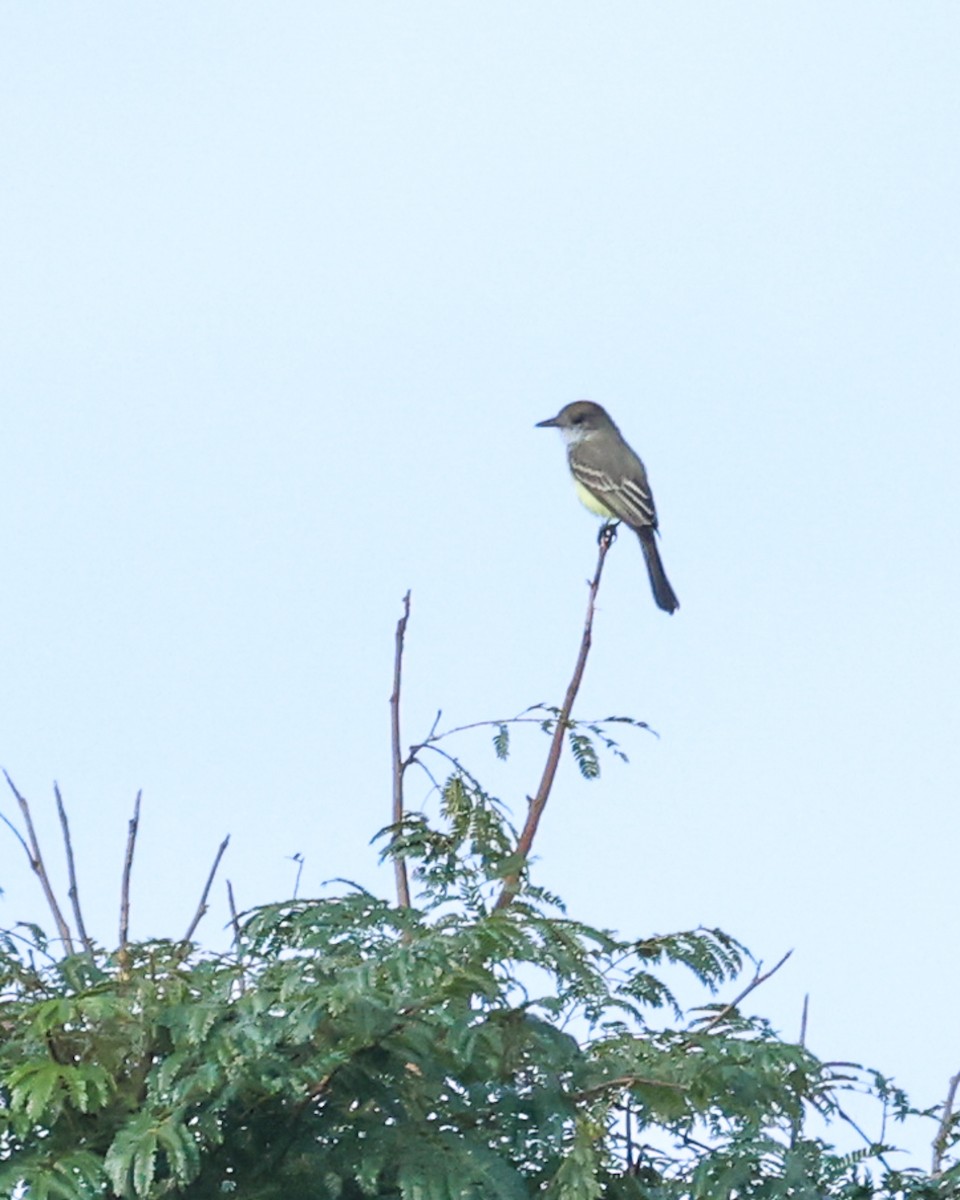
[535,400,615,444]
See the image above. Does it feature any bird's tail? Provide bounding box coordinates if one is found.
[637,529,680,614]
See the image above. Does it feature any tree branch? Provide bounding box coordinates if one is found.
[226,879,242,945]
[692,949,793,1033]
[389,590,412,909]
[54,783,94,955]
[3,771,75,954]
[119,791,141,950]
[494,529,614,910]
[226,878,247,994]
[182,835,231,944]
[932,1068,960,1176]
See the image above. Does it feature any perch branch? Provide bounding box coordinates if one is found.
[389,590,412,909]
[494,529,614,910]
[694,949,793,1033]
[182,835,231,944]
[54,783,94,954]
[226,878,246,994]
[932,1068,960,1176]
[119,791,141,950]
[226,879,242,945]
[3,771,74,953]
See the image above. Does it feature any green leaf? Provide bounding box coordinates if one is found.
[8,1060,63,1122]
[157,1114,201,1187]
[568,732,600,780]
[132,1129,159,1198]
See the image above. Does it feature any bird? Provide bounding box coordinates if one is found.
[536,400,679,614]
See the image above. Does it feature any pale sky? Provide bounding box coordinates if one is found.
[2,2,958,1167]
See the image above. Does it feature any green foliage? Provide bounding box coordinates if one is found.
[0,722,955,1198]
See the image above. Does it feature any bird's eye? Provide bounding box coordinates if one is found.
[572,415,583,424]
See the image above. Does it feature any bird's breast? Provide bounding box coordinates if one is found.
[573,478,615,519]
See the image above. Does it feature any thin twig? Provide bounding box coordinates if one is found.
[226,879,242,945]
[408,756,444,797]
[401,709,442,768]
[932,1069,960,1175]
[494,529,614,911]
[693,949,793,1033]
[420,742,488,794]
[54,783,94,954]
[412,709,649,759]
[0,806,31,860]
[8,923,59,964]
[832,1099,894,1169]
[408,715,549,759]
[289,852,305,899]
[182,835,231,944]
[119,791,141,950]
[790,993,811,1148]
[3,771,74,954]
[624,1097,634,1173]
[226,879,246,995]
[389,590,412,909]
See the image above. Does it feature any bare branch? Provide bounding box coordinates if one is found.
[288,852,305,900]
[54,783,94,955]
[932,1068,960,1176]
[693,949,794,1034]
[410,714,546,755]
[790,993,811,1148]
[3,771,74,954]
[226,878,247,995]
[226,879,242,946]
[0,805,31,860]
[182,835,231,944]
[624,1096,634,1174]
[119,791,142,950]
[494,529,614,910]
[420,742,488,795]
[8,923,59,964]
[389,590,412,909]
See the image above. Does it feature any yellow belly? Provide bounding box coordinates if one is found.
[574,478,615,519]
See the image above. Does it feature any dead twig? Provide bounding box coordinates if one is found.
[226,878,247,994]
[3,771,74,954]
[494,529,614,911]
[226,879,242,945]
[288,852,305,900]
[693,949,794,1033]
[182,835,231,944]
[790,993,811,1149]
[119,791,142,950]
[389,591,412,909]
[54,783,94,955]
[932,1069,960,1176]
[0,806,31,860]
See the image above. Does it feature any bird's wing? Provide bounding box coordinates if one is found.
[570,457,658,530]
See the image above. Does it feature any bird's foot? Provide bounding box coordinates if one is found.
[598,521,619,548]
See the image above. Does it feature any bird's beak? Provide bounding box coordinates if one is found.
[535,415,560,428]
